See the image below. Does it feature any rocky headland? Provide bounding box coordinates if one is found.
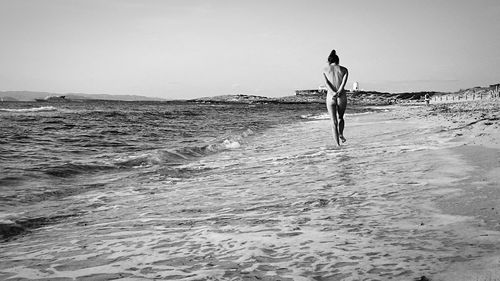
[188,84,500,106]
[187,91,442,105]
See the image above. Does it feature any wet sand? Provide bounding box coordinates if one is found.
[1,99,499,281]
[391,99,500,280]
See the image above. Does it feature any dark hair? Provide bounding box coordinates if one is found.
[328,49,339,64]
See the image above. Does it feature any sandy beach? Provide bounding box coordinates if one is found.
[399,97,500,148]
[391,99,500,280]
[1,98,499,281]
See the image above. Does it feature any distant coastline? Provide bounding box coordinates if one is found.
[188,83,499,106]
[0,91,165,102]
[186,91,430,106]
[1,83,498,105]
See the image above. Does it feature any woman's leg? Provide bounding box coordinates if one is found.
[326,95,340,146]
[337,94,347,142]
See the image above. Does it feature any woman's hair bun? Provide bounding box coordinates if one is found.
[328,49,339,64]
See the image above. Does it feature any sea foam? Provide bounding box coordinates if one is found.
[0,106,57,113]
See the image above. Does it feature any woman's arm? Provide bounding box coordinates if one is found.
[323,73,338,97]
[336,68,349,95]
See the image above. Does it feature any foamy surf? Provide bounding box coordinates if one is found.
[77,128,256,175]
[0,106,57,112]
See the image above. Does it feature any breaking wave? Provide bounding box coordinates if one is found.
[115,129,254,169]
[37,129,255,180]
[0,106,57,113]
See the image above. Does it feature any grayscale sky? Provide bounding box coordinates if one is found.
[1,0,499,99]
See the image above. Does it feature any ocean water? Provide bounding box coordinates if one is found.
[0,101,327,207]
[0,101,498,280]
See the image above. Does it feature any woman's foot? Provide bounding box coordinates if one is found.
[339,135,347,143]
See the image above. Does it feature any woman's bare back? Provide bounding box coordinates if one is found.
[323,64,348,94]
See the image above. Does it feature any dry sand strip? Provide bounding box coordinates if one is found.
[396,99,500,280]
[425,99,500,149]
[394,99,499,149]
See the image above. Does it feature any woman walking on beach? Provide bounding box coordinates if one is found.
[323,49,348,146]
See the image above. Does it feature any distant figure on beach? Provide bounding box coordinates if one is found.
[323,49,348,146]
[424,94,430,106]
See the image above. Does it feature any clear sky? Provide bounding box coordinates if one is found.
[1,0,499,99]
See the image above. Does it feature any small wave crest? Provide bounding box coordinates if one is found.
[115,128,255,169]
[1,213,79,240]
[35,128,255,181]
[0,106,57,113]
[301,113,330,120]
[44,163,115,177]
[205,129,253,152]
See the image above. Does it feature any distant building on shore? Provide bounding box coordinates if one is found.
[352,82,359,92]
